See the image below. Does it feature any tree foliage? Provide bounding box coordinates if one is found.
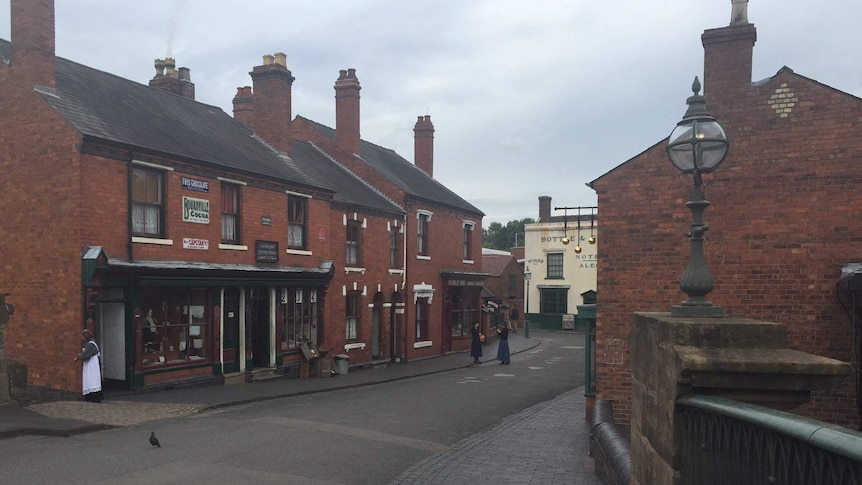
[483,218,535,250]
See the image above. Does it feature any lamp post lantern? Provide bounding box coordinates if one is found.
[524,269,531,338]
[666,77,729,318]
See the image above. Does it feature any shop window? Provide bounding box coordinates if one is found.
[280,288,318,350]
[288,197,306,250]
[346,291,360,340]
[416,298,429,341]
[547,253,564,279]
[449,286,480,337]
[540,288,568,314]
[221,183,240,244]
[140,288,209,367]
[346,220,361,266]
[131,167,165,237]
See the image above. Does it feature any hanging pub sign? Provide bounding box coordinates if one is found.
[181,176,209,193]
[182,196,210,224]
[255,240,279,263]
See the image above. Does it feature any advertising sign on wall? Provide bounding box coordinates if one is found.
[182,196,210,224]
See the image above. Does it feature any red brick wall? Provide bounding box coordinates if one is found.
[0,67,85,398]
[78,152,333,267]
[323,210,402,362]
[592,69,862,428]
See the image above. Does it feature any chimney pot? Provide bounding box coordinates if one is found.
[274,52,287,67]
[263,54,274,65]
[164,57,177,77]
[178,67,190,81]
[154,58,165,77]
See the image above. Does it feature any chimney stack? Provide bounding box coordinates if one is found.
[232,86,254,126]
[701,1,756,106]
[414,115,435,177]
[249,52,295,152]
[335,68,361,155]
[148,58,195,100]
[10,0,56,88]
[538,196,552,222]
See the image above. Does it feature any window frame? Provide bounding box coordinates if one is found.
[287,196,307,250]
[415,297,429,341]
[462,221,474,261]
[540,288,569,314]
[346,219,361,266]
[547,252,564,279]
[140,287,210,367]
[389,224,401,268]
[417,212,431,256]
[131,166,166,238]
[280,287,319,351]
[220,183,240,244]
[346,291,361,341]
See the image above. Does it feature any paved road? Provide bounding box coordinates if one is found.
[0,331,601,484]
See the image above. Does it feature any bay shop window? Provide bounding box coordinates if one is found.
[279,287,320,351]
[140,287,209,367]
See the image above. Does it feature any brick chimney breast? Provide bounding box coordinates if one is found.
[250,53,295,151]
[148,57,195,100]
[11,0,57,88]
[233,86,254,126]
[335,68,361,155]
[538,196,552,222]
[701,23,757,105]
[414,115,435,178]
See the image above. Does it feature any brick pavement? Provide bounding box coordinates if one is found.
[389,387,600,485]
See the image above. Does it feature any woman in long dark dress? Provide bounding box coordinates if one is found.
[470,323,483,364]
[496,324,510,364]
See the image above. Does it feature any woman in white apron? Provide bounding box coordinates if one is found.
[74,329,103,403]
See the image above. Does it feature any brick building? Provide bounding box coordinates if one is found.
[480,248,525,330]
[589,12,861,427]
[0,0,483,401]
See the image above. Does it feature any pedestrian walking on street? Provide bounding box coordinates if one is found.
[509,304,520,333]
[74,329,103,403]
[496,324,510,364]
[470,322,483,364]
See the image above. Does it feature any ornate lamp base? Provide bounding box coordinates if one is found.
[671,304,724,318]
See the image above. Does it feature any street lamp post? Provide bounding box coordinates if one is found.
[666,77,729,318]
[524,270,531,338]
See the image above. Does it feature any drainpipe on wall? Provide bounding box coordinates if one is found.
[126,153,134,262]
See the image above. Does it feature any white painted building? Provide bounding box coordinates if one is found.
[523,196,597,327]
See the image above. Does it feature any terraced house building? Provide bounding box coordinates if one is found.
[0,0,483,402]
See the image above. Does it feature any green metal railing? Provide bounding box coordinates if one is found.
[678,394,862,484]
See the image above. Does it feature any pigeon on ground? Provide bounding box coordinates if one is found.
[149,431,161,448]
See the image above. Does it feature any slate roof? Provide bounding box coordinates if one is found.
[289,140,403,216]
[0,39,336,195]
[296,116,484,216]
[482,254,516,277]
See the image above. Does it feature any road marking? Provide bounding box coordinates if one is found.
[253,416,448,452]
[528,366,544,370]
[493,373,515,377]
[561,346,585,349]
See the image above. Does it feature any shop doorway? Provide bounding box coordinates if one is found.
[246,288,271,368]
[97,300,126,388]
[222,288,240,374]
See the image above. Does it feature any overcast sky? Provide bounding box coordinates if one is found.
[2,1,860,225]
